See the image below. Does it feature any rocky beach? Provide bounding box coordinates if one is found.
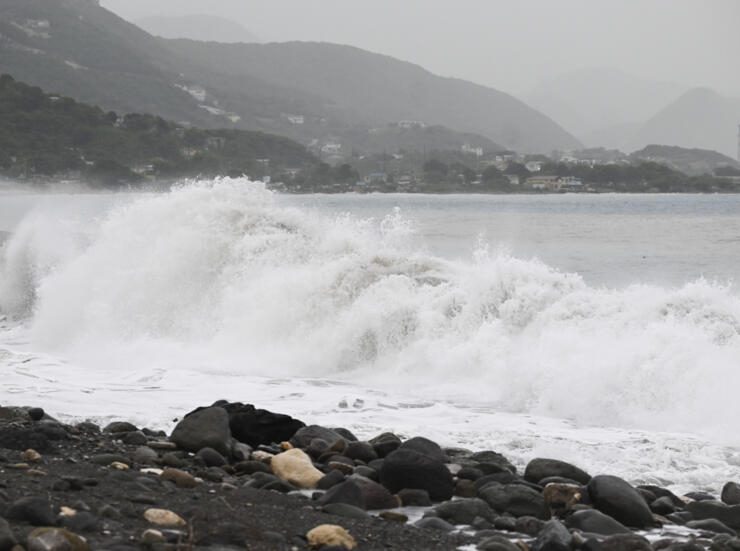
[2,402,740,551]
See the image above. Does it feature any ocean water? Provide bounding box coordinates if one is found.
[2,178,740,494]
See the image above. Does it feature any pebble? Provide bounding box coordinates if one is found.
[140,529,165,544]
[26,528,89,551]
[22,449,42,463]
[306,524,357,550]
[143,508,186,528]
[160,467,197,488]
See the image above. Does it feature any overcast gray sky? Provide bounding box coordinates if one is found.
[101,0,740,97]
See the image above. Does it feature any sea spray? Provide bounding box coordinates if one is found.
[1,178,740,441]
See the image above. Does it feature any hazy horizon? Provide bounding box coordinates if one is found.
[101,0,740,99]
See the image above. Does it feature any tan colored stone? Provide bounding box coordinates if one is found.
[22,449,42,463]
[160,467,197,488]
[143,508,186,528]
[280,441,294,450]
[60,506,77,517]
[27,528,89,551]
[271,448,324,489]
[306,524,357,550]
[252,450,273,463]
[110,461,129,471]
[140,529,165,544]
[544,482,582,517]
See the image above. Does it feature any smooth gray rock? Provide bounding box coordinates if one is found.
[398,436,448,463]
[687,500,740,530]
[525,458,591,485]
[317,480,365,509]
[479,483,547,519]
[6,496,56,526]
[687,518,737,536]
[379,448,454,501]
[723,483,740,506]
[532,519,572,551]
[0,518,17,551]
[290,425,345,449]
[414,516,455,532]
[587,475,654,528]
[565,509,632,535]
[433,498,497,525]
[170,407,231,456]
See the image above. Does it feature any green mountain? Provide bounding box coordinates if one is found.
[0,74,314,185]
[0,0,580,154]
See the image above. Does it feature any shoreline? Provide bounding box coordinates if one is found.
[2,402,740,550]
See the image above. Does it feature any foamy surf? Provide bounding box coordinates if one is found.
[1,178,740,492]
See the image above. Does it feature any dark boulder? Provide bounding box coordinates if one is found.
[525,458,591,485]
[470,450,516,474]
[532,519,572,551]
[27,407,45,421]
[433,498,497,525]
[479,483,547,519]
[196,447,226,467]
[398,436,448,463]
[686,500,740,530]
[587,475,654,529]
[317,470,346,490]
[0,518,17,551]
[379,448,454,501]
[369,432,402,457]
[6,496,56,526]
[219,402,305,447]
[344,441,377,463]
[321,502,368,520]
[477,535,522,551]
[686,518,737,536]
[650,496,676,516]
[290,425,344,449]
[685,491,716,501]
[104,421,138,433]
[598,534,652,551]
[723,483,740,506]
[414,516,455,532]
[170,406,231,456]
[349,475,399,510]
[565,509,632,535]
[398,488,432,507]
[637,485,685,507]
[0,427,51,452]
[332,427,358,442]
[317,480,365,509]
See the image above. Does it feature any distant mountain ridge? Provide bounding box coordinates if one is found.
[630,144,739,176]
[528,68,687,148]
[0,0,580,154]
[135,14,260,44]
[629,88,740,159]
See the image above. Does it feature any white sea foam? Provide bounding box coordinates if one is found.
[1,178,740,491]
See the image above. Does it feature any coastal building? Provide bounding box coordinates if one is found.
[505,174,520,186]
[462,144,484,157]
[525,161,543,172]
[527,175,583,191]
[397,120,426,129]
[284,114,305,125]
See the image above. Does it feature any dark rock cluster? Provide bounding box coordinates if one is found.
[1,402,740,551]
